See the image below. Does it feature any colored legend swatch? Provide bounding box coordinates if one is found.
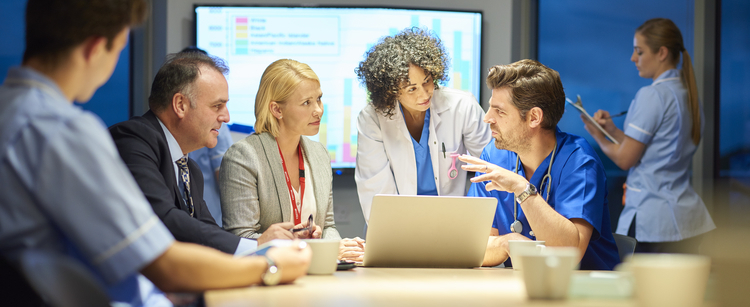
[235,17,248,55]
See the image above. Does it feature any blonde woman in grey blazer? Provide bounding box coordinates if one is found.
[220,59,364,261]
[221,133,340,239]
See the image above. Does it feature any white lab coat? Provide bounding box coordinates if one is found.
[355,87,491,222]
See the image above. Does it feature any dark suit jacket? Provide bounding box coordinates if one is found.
[109,111,240,254]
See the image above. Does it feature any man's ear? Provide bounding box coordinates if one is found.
[172,93,189,119]
[270,101,283,119]
[527,107,544,129]
[81,36,108,62]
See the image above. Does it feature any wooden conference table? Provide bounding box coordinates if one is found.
[206,267,647,307]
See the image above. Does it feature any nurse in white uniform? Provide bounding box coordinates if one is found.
[354,27,491,222]
[582,18,715,253]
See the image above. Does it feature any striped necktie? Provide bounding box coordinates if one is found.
[175,157,194,217]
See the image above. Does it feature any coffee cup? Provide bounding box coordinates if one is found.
[302,239,341,275]
[519,246,579,300]
[627,253,710,307]
[508,240,545,270]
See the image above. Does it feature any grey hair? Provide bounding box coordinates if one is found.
[148,51,229,112]
[355,27,449,118]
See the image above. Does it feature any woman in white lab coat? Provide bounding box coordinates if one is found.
[354,28,491,222]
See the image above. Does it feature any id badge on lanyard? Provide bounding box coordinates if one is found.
[277,141,305,225]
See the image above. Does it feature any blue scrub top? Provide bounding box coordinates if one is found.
[618,69,715,242]
[468,127,620,270]
[0,67,175,306]
[402,105,438,196]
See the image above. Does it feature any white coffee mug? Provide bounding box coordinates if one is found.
[627,253,711,307]
[302,239,341,275]
[508,240,545,271]
[519,246,579,300]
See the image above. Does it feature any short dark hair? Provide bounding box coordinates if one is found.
[23,0,147,66]
[486,59,565,130]
[180,46,208,55]
[148,52,229,113]
[355,27,449,118]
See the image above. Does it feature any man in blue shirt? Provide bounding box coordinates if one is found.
[0,1,311,306]
[190,118,234,226]
[459,59,619,270]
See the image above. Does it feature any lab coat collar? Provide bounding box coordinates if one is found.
[430,87,451,114]
[377,88,451,196]
[430,87,452,129]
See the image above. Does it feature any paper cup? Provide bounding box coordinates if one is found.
[302,239,341,275]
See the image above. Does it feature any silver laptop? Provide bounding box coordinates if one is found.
[363,195,496,268]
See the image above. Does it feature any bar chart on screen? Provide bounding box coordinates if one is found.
[196,6,482,168]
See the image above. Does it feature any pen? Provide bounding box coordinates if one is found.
[291,226,311,233]
[442,142,446,158]
[291,214,314,232]
[608,111,628,119]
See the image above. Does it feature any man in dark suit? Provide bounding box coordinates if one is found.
[110,52,300,255]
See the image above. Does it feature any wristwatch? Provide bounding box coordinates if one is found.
[515,182,537,204]
[261,255,281,286]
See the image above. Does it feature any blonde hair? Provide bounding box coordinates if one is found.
[636,18,701,145]
[254,59,320,137]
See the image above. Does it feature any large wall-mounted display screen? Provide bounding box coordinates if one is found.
[196,6,482,168]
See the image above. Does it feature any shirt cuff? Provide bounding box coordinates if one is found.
[624,123,653,144]
[234,238,259,256]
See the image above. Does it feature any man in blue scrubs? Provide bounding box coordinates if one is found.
[460,60,619,270]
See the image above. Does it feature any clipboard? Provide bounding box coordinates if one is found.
[566,95,620,145]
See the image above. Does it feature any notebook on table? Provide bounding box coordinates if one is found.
[362,195,496,268]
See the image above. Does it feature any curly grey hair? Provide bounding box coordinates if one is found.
[355,27,450,118]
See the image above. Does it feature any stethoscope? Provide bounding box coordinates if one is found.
[510,141,557,237]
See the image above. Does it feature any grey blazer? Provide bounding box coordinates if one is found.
[219,132,340,239]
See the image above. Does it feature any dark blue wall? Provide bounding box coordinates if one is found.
[538,0,695,231]
[0,1,25,80]
[540,0,694,170]
[719,0,750,176]
[719,0,750,224]
[0,0,130,127]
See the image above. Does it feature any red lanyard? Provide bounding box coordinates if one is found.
[277,140,305,225]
